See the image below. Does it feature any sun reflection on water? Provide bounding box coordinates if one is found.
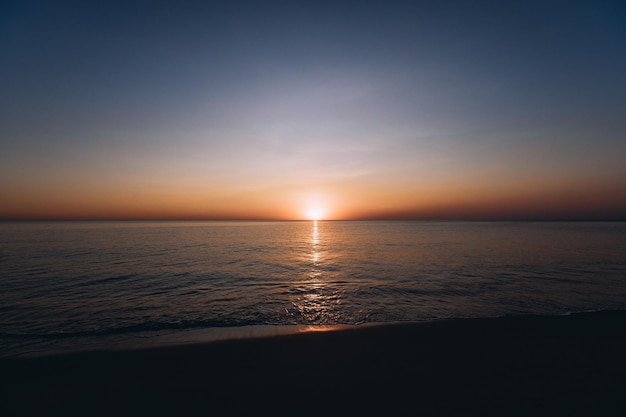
[289,220,343,324]
[311,220,320,270]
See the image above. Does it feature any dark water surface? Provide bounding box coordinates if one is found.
[1,221,625,356]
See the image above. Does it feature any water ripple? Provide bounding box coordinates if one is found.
[1,220,626,356]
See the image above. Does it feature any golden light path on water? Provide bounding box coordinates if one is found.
[311,220,320,271]
[290,220,343,325]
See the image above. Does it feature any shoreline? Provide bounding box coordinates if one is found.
[2,310,626,416]
[5,323,357,359]
[5,308,622,359]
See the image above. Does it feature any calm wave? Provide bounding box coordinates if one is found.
[1,220,625,355]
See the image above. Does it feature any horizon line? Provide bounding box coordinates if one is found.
[2,217,625,222]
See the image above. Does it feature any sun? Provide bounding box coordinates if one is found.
[305,207,326,221]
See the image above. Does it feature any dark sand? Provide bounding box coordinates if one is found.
[2,311,626,416]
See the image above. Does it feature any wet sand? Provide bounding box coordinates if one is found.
[2,311,626,416]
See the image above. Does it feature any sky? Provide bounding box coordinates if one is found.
[1,0,625,220]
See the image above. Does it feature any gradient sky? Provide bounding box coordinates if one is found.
[1,0,625,220]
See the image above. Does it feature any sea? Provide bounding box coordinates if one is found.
[1,220,625,357]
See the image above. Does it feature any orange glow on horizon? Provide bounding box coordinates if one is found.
[1,177,625,221]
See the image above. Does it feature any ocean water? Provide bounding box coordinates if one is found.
[1,220,625,356]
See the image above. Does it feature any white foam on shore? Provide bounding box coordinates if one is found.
[114,324,356,350]
[13,324,357,358]
[14,309,625,358]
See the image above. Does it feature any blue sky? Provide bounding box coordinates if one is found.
[1,0,625,219]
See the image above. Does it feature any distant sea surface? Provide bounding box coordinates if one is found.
[1,220,625,356]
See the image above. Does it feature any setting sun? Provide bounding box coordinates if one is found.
[305,207,326,221]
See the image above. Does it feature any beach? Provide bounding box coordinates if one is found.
[2,310,625,416]
[3,1,626,415]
